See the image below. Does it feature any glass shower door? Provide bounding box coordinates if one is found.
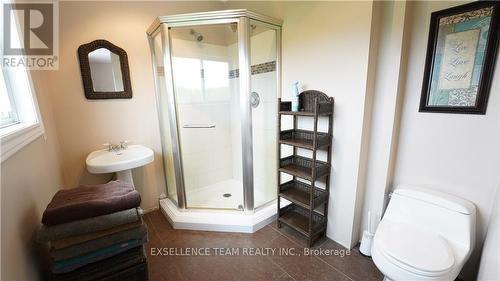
[151,30,178,205]
[169,23,244,210]
[249,21,279,208]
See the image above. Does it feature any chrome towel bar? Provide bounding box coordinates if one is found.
[182,124,216,128]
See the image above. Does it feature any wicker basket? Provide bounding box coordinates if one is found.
[280,204,326,234]
[280,155,330,179]
[280,180,323,200]
[280,129,331,148]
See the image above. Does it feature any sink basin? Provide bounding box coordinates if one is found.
[86,145,154,185]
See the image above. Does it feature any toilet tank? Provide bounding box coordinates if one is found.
[383,185,476,250]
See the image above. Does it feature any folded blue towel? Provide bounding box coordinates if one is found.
[51,223,147,261]
[52,237,147,273]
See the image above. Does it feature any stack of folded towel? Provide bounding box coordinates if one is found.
[37,180,149,280]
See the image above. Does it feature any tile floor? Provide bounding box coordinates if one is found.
[144,210,383,281]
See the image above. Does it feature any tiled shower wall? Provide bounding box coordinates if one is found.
[171,38,235,192]
[228,29,278,207]
[169,29,278,207]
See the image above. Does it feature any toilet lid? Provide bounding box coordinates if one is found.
[376,222,455,275]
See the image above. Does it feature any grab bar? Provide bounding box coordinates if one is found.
[182,124,216,128]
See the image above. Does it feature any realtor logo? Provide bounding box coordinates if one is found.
[2,2,58,69]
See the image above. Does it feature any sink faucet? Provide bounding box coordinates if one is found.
[119,140,128,150]
[105,141,128,153]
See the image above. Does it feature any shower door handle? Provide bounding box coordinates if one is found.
[251,92,260,108]
[182,124,216,128]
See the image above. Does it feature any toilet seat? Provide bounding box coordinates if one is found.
[375,222,455,277]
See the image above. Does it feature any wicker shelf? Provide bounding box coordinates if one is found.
[280,99,333,116]
[278,204,326,237]
[279,110,331,117]
[279,180,328,210]
[279,129,331,150]
[277,90,334,247]
[279,156,330,180]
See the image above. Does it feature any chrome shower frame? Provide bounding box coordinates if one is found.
[147,10,282,212]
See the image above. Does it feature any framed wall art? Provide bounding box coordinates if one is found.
[420,1,500,114]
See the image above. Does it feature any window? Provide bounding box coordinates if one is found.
[203,60,229,89]
[0,69,19,128]
[0,64,45,161]
[0,10,45,162]
[172,57,202,90]
[172,56,230,103]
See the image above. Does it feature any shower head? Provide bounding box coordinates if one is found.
[230,23,237,33]
[190,29,203,42]
[229,23,256,33]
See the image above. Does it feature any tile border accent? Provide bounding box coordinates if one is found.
[230,61,276,79]
[157,60,276,80]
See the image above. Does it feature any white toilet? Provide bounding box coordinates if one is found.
[372,185,476,281]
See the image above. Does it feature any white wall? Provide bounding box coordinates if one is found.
[43,0,377,248]
[477,186,500,281]
[19,5,498,280]
[1,71,65,281]
[357,2,500,279]
[360,0,409,238]
[226,1,376,247]
[47,1,223,211]
[391,1,500,279]
[279,2,374,248]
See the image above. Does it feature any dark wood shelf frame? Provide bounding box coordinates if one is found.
[279,129,331,150]
[278,204,327,238]
[279,180,328,210]
[277,90,334,247]
[279,155,330,181]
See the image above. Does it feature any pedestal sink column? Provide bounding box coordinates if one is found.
[116,170,135,186]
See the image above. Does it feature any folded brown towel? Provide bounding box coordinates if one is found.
[42,180,141,226]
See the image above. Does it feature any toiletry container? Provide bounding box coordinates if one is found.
[291,81,300,112]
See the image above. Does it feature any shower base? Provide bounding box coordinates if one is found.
[186,179,243,209]
[159,198,277,233]
[186,179,270,210]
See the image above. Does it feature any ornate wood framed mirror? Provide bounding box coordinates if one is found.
[78,40,132,99]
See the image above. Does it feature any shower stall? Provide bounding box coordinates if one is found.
[147,10,282,232]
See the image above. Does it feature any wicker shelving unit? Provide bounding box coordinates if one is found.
[277,90,334,246]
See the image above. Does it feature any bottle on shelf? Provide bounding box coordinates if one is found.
[291,81,300,112]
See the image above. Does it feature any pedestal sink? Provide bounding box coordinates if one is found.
[86,145,154,186]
